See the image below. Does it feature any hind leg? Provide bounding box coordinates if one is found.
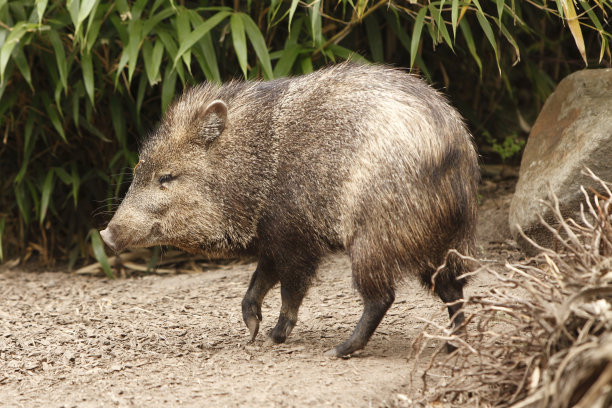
[326,241,395,357]
[325,286,395,358]
[432,269,466,352]
[434,275,465,328]
[268,256,319,344]
[242,255,279,341]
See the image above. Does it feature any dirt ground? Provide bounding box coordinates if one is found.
[0,179,519,407]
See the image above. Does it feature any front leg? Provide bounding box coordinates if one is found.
[268,284,306,343]
[241,256,278,341]
[268,257,319,344]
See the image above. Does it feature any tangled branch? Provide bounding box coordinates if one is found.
[412,169,612,408]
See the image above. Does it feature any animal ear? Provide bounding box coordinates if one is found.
[197,100,227,143]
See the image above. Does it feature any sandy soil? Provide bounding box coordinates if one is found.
[0,180,518,407]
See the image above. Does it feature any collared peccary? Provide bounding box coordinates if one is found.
[100,63,479,357]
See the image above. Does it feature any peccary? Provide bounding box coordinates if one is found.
[100,63,479,357]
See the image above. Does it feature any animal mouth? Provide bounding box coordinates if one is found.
[99,223,159,253]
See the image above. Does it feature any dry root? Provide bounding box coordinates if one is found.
[413,169,612,408]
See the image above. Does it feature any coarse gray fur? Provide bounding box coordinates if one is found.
[100,63,479,357]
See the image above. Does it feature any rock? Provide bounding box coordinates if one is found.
[509,69,612,254]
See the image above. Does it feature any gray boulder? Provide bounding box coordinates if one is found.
[509,69,612,253]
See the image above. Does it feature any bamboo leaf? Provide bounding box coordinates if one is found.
[66,0,79,30]
[114,0,129,16]
[48,30,67,92]
[148,247,162,273]
[309,0,322,47]
[36,0,48,24]
[132,0,148,20]
[410,7,428,68]
[564,0,586,65]
[580,0,608,63]
[110,94,126,147]
[81,51,94,104]
[554,0,565,18]
[231,13,248,78]
[141,39,154,84]
[84,1,103,53]
[299,56,313,73]
[288,0,300,31]
[386,12,431,81]
[356,0,367,19]
[71,83,80,129]
[458,2,470,23]
[499,21,521,65]
[174,11,230,66]
[267,0,283,25]
[15,111,35,184]
[158,29,186,84]
[77,0,98,30]
[149,38,163,82]
[40,92,67,142]
[53,167,72,185]
[274,44,301,77]
[0,22,27,83]
[90,229,114,278]
[323,47,336,64]
[176,10,191,73]
[495,0,505,22]
[459,19,482,75]
[240,13,274,79]
[27,181,40,224]
[429,4,453,50]
[161,65,177,114]
[143,39,164,86]
[127,19,142,84]
[186,10,220,82]
[473,0,500,72]
[451,0,459,39]
[40,169,55,224]
[13,47,32,90]
[286,16,304,46]
[81,119,110,142]
[365,14,383,62]
[14,183,31,226]
[136,72,147,119]
[199,33,220,82]
[328,45,368,63]
[191,46,213,81]
[71,162,80,207]
[143,7,176,36]
[580,1,605,34]
[115,53,129,86]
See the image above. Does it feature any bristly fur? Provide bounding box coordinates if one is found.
[102,62,480,356]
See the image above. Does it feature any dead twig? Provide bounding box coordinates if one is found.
[412,170,612,407]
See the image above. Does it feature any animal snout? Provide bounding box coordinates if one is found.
[99,227,117,251]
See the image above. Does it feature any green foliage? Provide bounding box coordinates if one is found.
[89,228,113,278]
[0,0,610,265]
[484,131,526,162]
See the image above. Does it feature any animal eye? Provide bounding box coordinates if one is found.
[158,174,175,184]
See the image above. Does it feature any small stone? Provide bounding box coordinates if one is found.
[63,350,76,362]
